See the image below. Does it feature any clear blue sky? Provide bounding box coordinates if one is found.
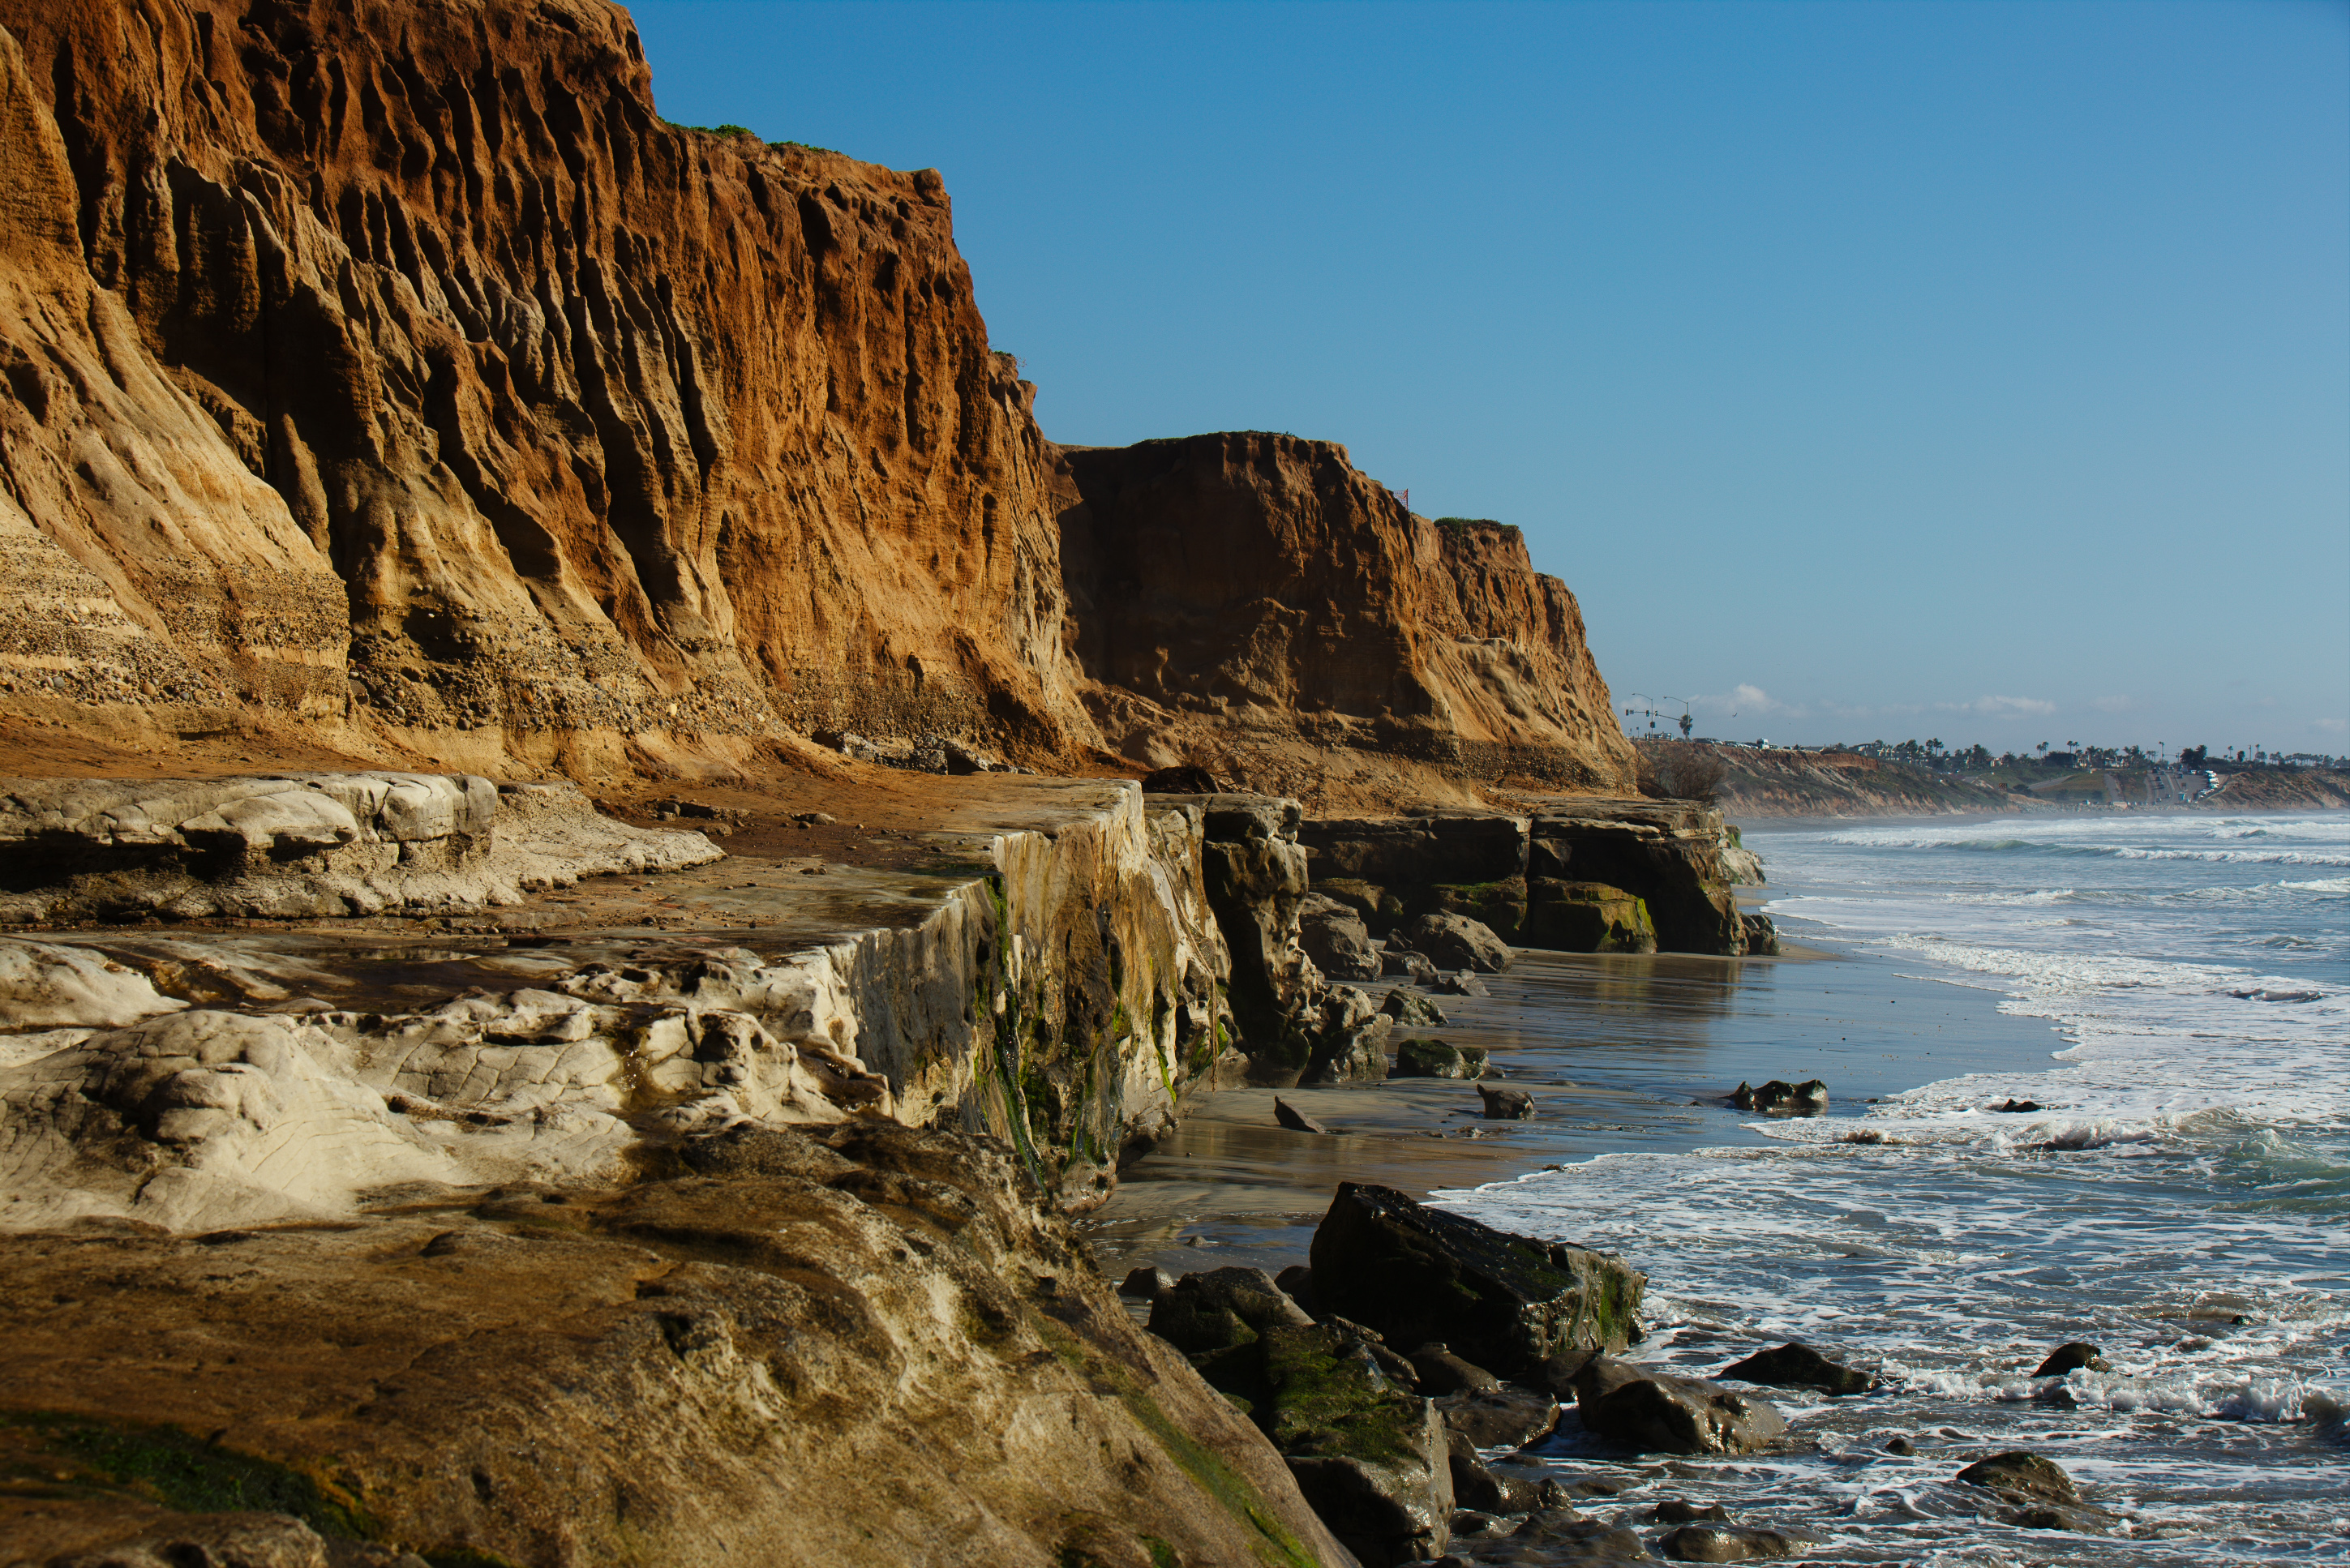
[633,0,2349,756]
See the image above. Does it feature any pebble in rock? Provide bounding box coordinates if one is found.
[1730,1078,1829,1115]
[1478,1083,1535,1120]
[1117,1266,1175,1300]
[1273,1097,1329,1134]
[1718,1341,1873,1396]
[2033,1341,2108,1376]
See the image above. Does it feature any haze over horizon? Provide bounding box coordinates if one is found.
[634,0,2348,757]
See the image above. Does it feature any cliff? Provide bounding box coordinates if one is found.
[1641,742,2022,819]
[0,0,1633,799]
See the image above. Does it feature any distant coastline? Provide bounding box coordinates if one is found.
[1631,739,2350,819]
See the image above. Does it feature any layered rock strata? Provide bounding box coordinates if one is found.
[0,777,1238,1228]
[1297,802,1756,957]
[0,772,719,921]
[0,1121,1357,1567]
[0,0,1636,800]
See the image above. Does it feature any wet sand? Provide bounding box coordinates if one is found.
[1083,940,2069,1282]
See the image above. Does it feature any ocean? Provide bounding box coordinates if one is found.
[1440,812,2350,1564]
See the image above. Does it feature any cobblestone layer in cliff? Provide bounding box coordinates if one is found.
[0,0,1634,798]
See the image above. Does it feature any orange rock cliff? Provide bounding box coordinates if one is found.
[0,0,1636,795]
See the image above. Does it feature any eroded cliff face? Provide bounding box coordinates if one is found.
[1,0,1080,776]
[1061,433,1635,792]
[0,0,1634,800]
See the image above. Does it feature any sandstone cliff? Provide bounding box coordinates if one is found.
[0,0,1634,799]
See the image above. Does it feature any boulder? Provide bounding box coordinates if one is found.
[1478,1084,1536,1120]
[1275,1264,1320,1314]
[1953,1450,2082,1506]
[1298,987,1396,1086]
[1445,1429,1546,1516]
[1737,913,1779,956]
[1409,1345,1502,1396]
[1469,1508,1653,1564]
[1381,989,1450,1026]
[1431,971,1491,997]
[1657,1523,1800,1562]
[1524,881,1657,954]
[1308,1183,1645,1382]
[1392,1038,1492,1080]
[1300,893,1383,983]
[1314,877,1403,932]
[1413,876,1529,946]
[1572,1358,1787,1455]
[1383,947,1443,984]
[1648,1501,1731,1524]
[2032,1342,2107,1377]
[1119,1266,1175,1300]
[1275,1097,1332,1134]
[1438,1386,1559,1449]
[1717,1342,1872,1396]
[1396,912,1513,974]
[1265,1323,1455,1566]
[1730,1079,1827,1116]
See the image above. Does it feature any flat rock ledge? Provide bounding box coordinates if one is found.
[0,773,722,922]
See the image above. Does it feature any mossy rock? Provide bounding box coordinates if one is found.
[1258,1324,1427,1469]
[1525,880,1655,953]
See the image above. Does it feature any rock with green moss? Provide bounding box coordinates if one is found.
[1524,880,1657,954]
[1307,1182,1644,1382]
[1413,877,1529,945]
[1389,1037,1490,1079]
[1379,988,1448,1026]
[1265,1324,1453,1566]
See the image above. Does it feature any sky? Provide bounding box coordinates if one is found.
[632,0,2350,756]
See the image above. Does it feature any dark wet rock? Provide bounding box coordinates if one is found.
[1572,1357,1788,1455]
[1465,1508,1653,1564]
[1450,1506,1512,1539]
[1394,1037,1494,1079]
[1718,1341,1873,1396]
[1381,987,1451,1026]
[1432,970,1492,996]
[1118,1266,1175,1300]
[1439,1386,1561,1448]
[1276,1264,1320,1313]
[1730,1078,1828,1116]
[1480,1084,1536,1120]
[1384,946,1443,984]
[1147,1266,1315,1360]
[2033,1341,2108,1377]
[1275,1097,1331,1134]
[1954,1450,2081,1506]
[1396,912,1514,974]
[1657,1523,1799,1562]
[1309,1182,1645,1383]
[1883,1434,1915,1455]
[1957,1450,2114,1533]
[1647,1500,1731,1525]
[1301,893,1384,982]
[1447,1429,1546,1515]
[1992,1097,2043,1113]
[1737,912,1779,957]
[1411,1344,1503,1396]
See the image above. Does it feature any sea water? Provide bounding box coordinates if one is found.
[1440,812,2349,1564]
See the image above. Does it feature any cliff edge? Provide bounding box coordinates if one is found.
[0,0,1632,799]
